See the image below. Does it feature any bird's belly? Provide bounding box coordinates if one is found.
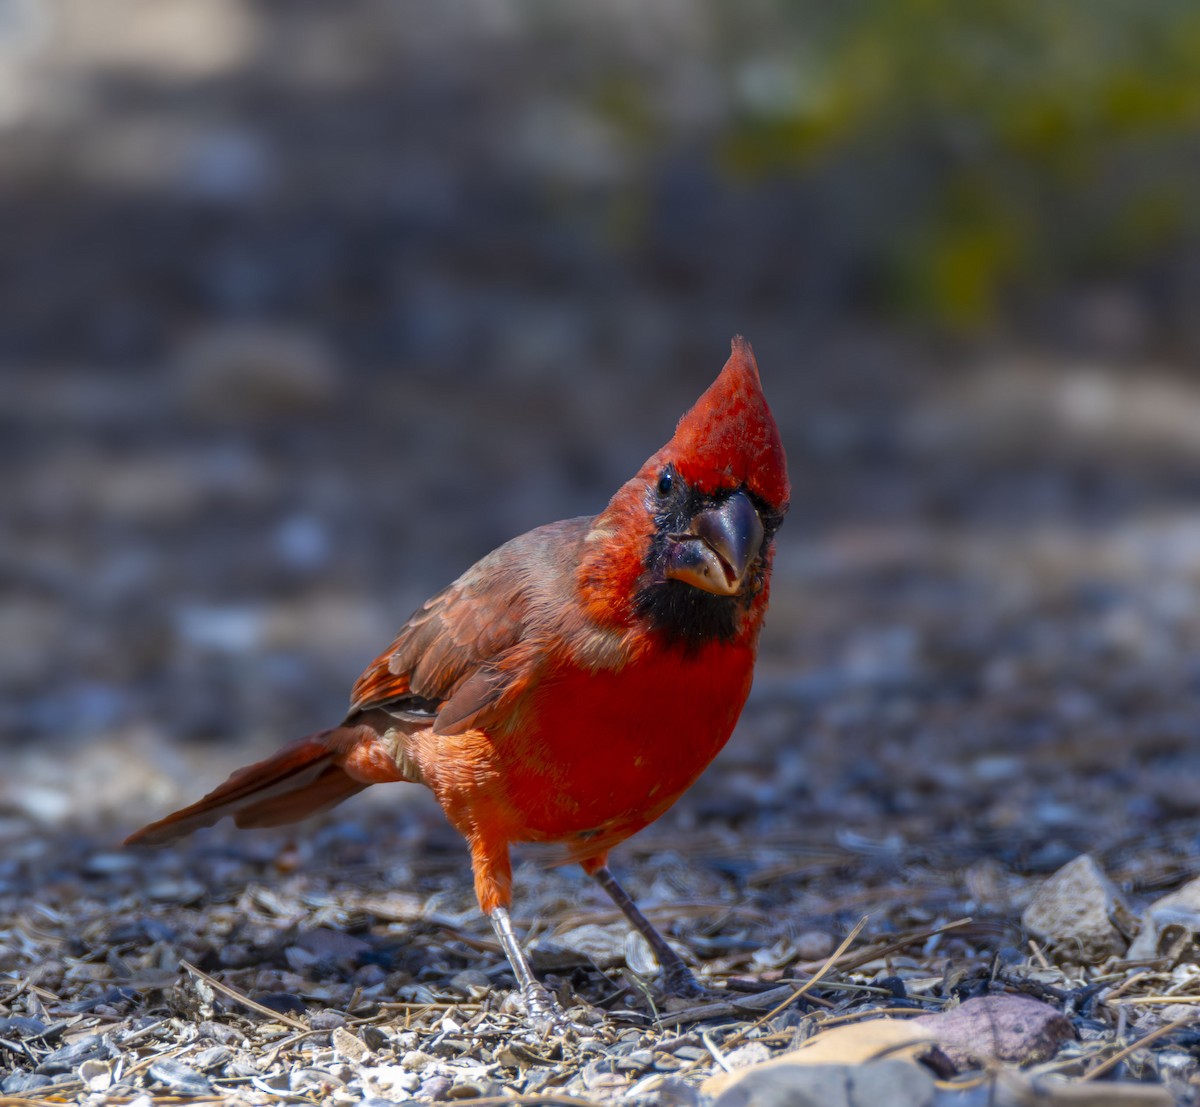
[496,644,755,845]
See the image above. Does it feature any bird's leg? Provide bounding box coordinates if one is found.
[587,863,708,998]
[488,905,573,1029]
[473,834,570,1028]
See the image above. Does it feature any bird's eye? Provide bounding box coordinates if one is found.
[656,469,674,497]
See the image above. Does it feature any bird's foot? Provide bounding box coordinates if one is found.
[515,982,590,1037]
[659,964,720,1002]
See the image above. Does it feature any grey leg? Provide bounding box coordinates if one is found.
[488,905,574,1030]
[589,864,707,998]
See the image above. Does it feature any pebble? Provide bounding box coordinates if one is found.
[309,1010,347,1030]
[293,926,372,966]
[197,1021,246,1045]
[355,963,388,986]
[401,1049,437,1070]
[725,1041,772,1070]
[331,1026,371,1062]
[1127,874,1200,961]
[448,968,492,998]
[447,1077,500,1097]
[420,1074,453,1099]
[617,1048,655,1071]
[361,1026,391,1051]
[794,930,836,961]
[551,921,629,967]
[255,992,307,1016]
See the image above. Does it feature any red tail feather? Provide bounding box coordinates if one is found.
[125,730,366,845]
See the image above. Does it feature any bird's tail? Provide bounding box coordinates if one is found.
[125,722,405,846]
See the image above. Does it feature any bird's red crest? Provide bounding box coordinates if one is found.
[645,336,789,510]
[579,337,789,629]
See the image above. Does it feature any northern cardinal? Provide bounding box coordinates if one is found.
[128,337,789,1025]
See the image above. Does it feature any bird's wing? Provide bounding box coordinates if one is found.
[350,517,593,734]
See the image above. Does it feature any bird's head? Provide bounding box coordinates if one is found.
[581,336,789,646]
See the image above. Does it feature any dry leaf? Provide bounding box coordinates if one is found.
[702,1018,933,1096]
[709,1059,934,1107]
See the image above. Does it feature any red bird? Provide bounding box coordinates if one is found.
[128,337,789,1025]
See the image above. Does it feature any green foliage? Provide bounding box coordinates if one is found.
[715,0,1200,325]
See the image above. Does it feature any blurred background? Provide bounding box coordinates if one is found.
[6,0,1200,843]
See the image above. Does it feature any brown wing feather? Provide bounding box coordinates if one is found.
[129,523,594,848]
[349,518,593,733]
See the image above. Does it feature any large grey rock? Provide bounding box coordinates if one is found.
[1022,854,1137,961]
[910,994,1074,1070]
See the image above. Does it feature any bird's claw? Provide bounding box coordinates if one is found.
[657,960,720,1003]
[519,983,590,1037]
[660,964,717,1001]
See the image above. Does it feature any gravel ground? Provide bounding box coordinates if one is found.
[9,357,1200,1103]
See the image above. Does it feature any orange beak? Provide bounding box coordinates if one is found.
[664,490,765,596]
